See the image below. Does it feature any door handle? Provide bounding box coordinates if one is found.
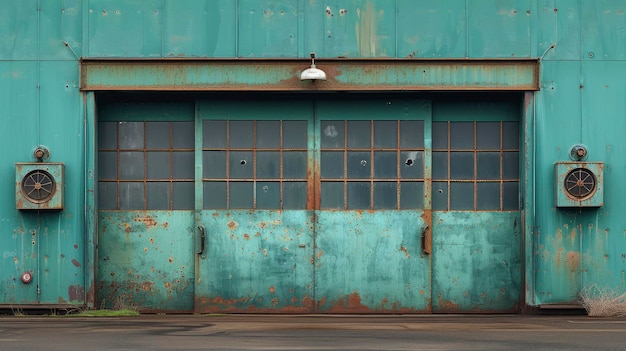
[420,224,431,255]
[197,225,206,255]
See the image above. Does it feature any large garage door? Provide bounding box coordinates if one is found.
[97,95,521,313]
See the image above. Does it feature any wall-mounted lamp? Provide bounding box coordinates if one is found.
[300,52,326,82]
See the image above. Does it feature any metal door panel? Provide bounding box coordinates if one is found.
[195,211,315,313]
[315,211,430,312]
[98,211,195,312]
[432,212,521,312]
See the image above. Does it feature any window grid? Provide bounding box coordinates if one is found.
[98,121,195,210]
[320,120,425,210]
[202,120,308,210]
[434,121,519,211]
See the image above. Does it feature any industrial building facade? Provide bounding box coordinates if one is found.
[1,1,624,313]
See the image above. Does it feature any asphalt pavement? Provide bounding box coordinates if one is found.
[1,314,625,350]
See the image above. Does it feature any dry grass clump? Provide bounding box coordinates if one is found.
[580,285,626,317]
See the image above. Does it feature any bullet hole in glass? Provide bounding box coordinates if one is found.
[360,160,367,166]
[263,185,269,192]
[438,189,443,194]
[240,160,246,165]
[405,159,414,166]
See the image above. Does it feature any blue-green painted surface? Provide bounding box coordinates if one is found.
[98,211,195,312]
[433,212,522,312]
[3,0,626,310]
[316,211,430,312]
[197,210,315,313]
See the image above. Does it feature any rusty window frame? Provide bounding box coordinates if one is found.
[432,121,520,211]
[98,121,195,210]
[320,120,426,210]
[202,120,309,210]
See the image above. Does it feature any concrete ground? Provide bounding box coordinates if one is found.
[1,314,625,351]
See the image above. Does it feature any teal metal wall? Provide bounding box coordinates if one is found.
[1,0,625,309]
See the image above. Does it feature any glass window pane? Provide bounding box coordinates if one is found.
[147,152,170,179]
[347,182,371,210]
[374,182,397,209]
[400,151,424,179]
[400,121,424,148]
[283,152,307,179]
[502,122,519,149]
[98,122,118,149]
[283,182,307,209]
[347,151,370,179]
[450,182,474,210]
[477,182,500,210]
[503,182,519,210]
[283,121,307,148]
[374,152,397,179]
[432,122,448,150]
[256,182,280,209]
[119,122,144,149]
[98,182,117,210]
[119,152,144,180]
[203,151,226,179]
[450,152,474,180]
[119,182,144,210]
[146,122,170,149]
[321,152,344,179]
[98,151,117,180]
[173,152,194,179]
[172,121,194,149]
[321,182,344,209]
[400,181,423,209]
[347,121,371,148]
[477,152,500,180]
[476,122,500,149]
[229,121,253,148]
[321,121,344,149]
[203,120,227,148]
[432,152,448,180]
[230,182,253,209]
[173,182,194,210]
[503,152,519,179]
[256,151,280,179]
[147,182,170,210]
[256,121,280,149]
[450,122,474,150]
[374,121,397,148]
[432,181,448,210]
[203,182,227,209]
[229,151,253,179]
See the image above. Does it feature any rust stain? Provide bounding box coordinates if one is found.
[400,245,410,259]
[255,232,261,237]
[437,293,460,311]
[326,292,373,313]
[73,244,79,249]
[569,228,577,243]
[134,215,158,228]
[212,212,219,217]
[71,259,81,267]
[243,233,251,240]
[168,257,173,263]
[566,251,580,272]
[68,285,85,302]
[555,247,564,267]
[228,220,239,230]
[142,282,155,291]
[269,286,275,294]
[258,222,267,229]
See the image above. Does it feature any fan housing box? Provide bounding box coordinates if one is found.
[16,163,64,210]
[555,162,603,208]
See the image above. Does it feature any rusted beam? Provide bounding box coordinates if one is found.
[80,58,539,92]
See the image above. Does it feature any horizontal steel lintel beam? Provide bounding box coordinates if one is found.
[80,58,539,92]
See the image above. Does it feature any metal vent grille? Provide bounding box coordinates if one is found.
[21,169,56,203]
[564,167,596,199]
